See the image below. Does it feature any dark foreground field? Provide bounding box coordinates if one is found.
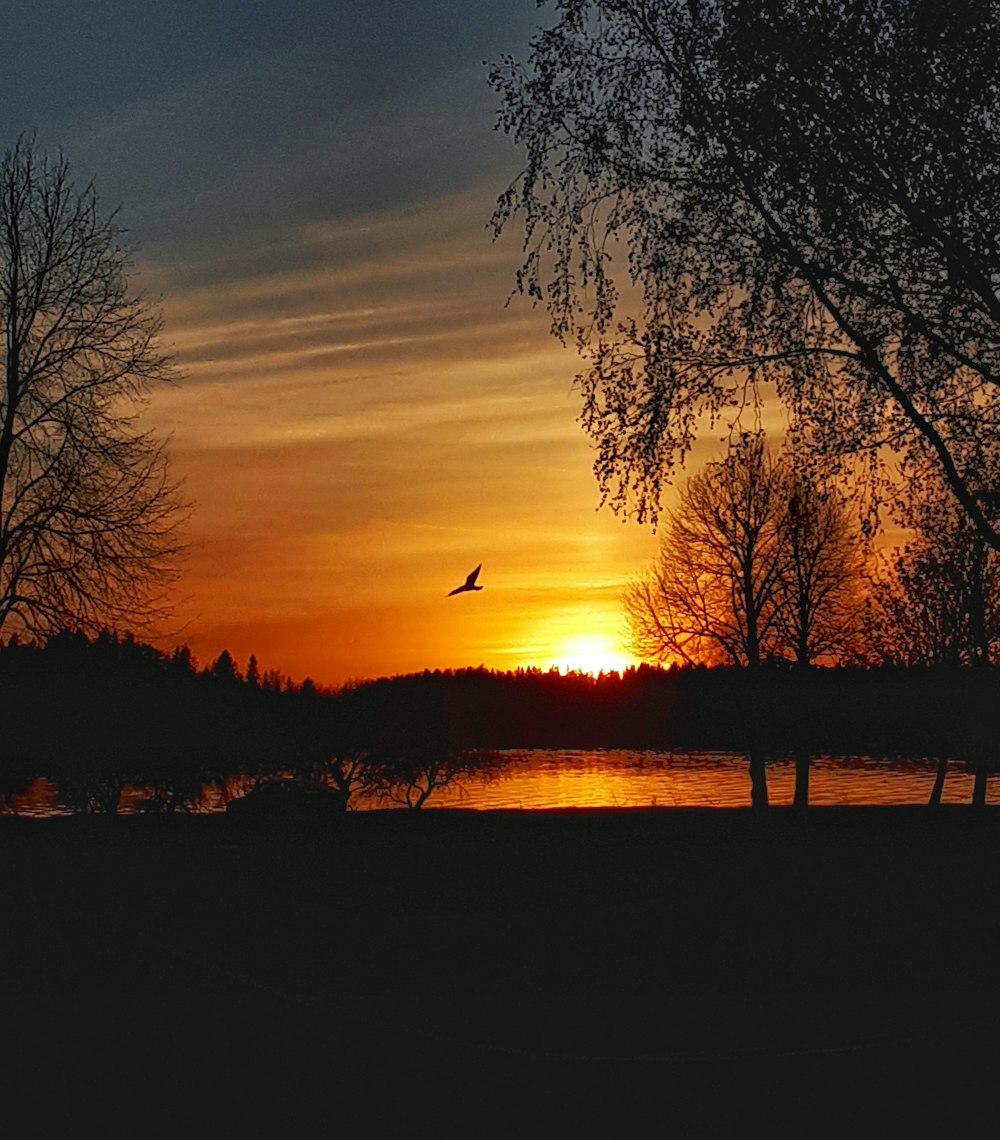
[2,807,999,1137]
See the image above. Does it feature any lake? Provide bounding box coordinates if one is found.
[4,749,996,815]
[405,750,996,809]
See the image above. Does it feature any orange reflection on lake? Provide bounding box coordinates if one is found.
[3,752,997,816]
[417,751,998,811]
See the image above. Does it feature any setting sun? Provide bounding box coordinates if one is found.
[547,633,634,676]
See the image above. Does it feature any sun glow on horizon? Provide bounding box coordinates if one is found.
[545,633,636,677]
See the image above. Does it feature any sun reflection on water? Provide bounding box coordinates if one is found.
[3,752,996,816]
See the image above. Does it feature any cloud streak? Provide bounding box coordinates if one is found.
[9,1,667,683]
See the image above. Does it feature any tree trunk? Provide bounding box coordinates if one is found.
[928,757,948,807]
[329,775,352,811]
[793,751,810,810]
[968,545,990,665]
[748,752,769,810]
[972,762,989,808]
[797,601,811,667]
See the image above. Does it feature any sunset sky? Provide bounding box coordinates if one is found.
[0,0,744,685]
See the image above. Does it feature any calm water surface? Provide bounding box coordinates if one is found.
[5,750,996,815]
[421,750,997,810]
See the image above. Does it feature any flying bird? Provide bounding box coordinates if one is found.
[448,563,483,596]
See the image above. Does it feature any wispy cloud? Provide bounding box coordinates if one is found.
[10,1,663,683]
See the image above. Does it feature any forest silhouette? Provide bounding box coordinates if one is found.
[1,629,997,815]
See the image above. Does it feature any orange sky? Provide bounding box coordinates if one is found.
[7,1,798,686]
[146,189,681,684]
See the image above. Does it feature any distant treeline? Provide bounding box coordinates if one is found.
[0,631,997,812]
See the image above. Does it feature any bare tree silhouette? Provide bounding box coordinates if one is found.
[0,136,183,637]
[773,464,867,667]
[627,438,866,669]
[625,434,785,669]
[866,472,1000,667]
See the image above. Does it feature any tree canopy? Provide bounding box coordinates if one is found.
[491,0,1000,544]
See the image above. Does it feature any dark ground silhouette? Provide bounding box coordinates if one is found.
[2,808,999,1136]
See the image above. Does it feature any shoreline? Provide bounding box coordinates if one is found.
[3,799,1000,838]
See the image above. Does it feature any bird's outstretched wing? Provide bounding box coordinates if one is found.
[447,563,483,596]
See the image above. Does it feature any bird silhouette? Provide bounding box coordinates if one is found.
[448,563,483,596]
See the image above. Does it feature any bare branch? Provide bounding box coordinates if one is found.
[0,136,185,638]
